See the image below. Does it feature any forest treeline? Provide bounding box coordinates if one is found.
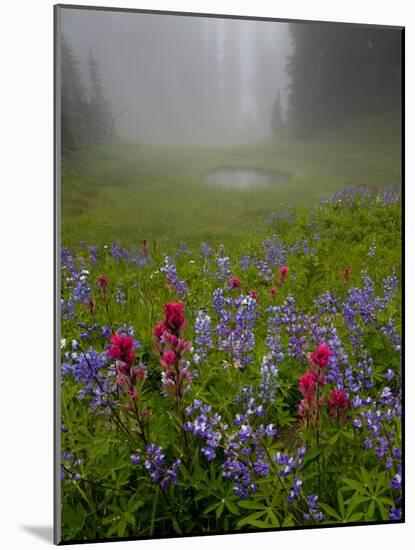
[61,38,113,152]
[60,20,402,150]
[287,23,402,136]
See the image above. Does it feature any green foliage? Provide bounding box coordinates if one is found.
[60,122,401,541]
[60,189,401,541]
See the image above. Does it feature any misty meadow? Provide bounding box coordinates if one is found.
[57,7,403,543]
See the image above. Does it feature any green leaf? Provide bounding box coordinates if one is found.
[203,502,219,515]
[341,430,355,442]
[117,516,127,537]
[62,503,85,532]
[127,495,144,513]
[338,491,345,517]
[237,500,267,511]
[346,494,371,507]
[318,502,342,521]
[267,508,279,527]
[301,447,324,468]
[360,467,373,491]
[225,500,239,515]
[342,477,364,492]
[348,512,364,522]
[172,518,182,534]
[245,519,273,529]
[329,432,340,445]
[215,500,224,519]
[237,512,267,528]
[282,514,295,527]
[366,500,376,520]
[375,498,389,520]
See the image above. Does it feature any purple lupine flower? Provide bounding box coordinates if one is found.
[86,245,98,266]
[61,451,82,481]
[314,291,340,316]
[265,424,277,437]
[194,310,213,360]
[391,466,402,491]
[381,318,401,352]
[307,494,319,510]
[215,293,257,369]
[255,259,272,282]
[239,254,254,270]
[174,241,188,258]
[368,241,376,258]
[115,284,127,306]
[160,254,188,298]
[62,348,117,411]
[201,242,212,258]
[386,369,395,381]
[262,234,288,267]
[253,460,270,477]
[382,271,399,305]
[110,242,150,268]
[288,477,302,503]
[390,507,402,520]
[132,444,181,490]
[303,494,324,522]
[216,255,231,281]
[212,288,225,316]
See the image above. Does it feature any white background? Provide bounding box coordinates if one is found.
[0,0,412,548]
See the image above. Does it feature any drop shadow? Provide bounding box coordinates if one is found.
[21,525,53,543]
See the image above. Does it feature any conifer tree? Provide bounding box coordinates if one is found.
[87,48,113,143]
[271,88,284,136]
[61,36,88,151]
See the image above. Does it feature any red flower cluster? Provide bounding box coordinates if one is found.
[298,370,316,402]
[108,333,135,366]
[141,239,148,257]
[248,289,258,300]
[86,297,95,313]
[279,265,289,282]
[229,275,242,289]
[327,389,350,416]
[115,362,147,403]
[154,302,186,342]
[108,333,146,404]
[343,265,351,283]
[298,343,329,422]
[269,287,277,299]
[164,302,186,332]
[298,343,349,425]
[310,343,331,368]
[97,274,109,292]
[153,302,193,402]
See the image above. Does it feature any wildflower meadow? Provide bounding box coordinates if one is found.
[60,185,402,542]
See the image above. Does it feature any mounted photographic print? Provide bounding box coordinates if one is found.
[54,4,404,544]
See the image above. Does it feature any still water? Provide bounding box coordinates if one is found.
[204,167,291,189]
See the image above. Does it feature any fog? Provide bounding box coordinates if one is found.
[61,9,291,146]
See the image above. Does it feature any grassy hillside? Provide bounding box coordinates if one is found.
[60,185,402,541]
[61,111,401,250]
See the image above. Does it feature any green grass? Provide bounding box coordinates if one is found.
[60,189,402,541]
[61,111,401,250]
[60,110,402,539]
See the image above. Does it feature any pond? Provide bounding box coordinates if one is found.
[204,167,291,189]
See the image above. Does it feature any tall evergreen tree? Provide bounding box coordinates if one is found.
[61,36,88,151]
[271,88,284,136]
[286,23,402,137]
[87,48,113,143]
